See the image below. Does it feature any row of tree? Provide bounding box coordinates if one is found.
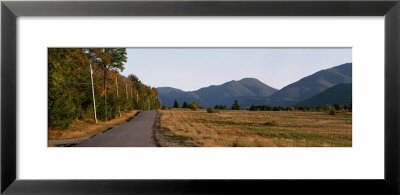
[249,104,352,112]
[164,99,352,112]
[48,48,160,129]
[167,99,241,110]
[163,100,201,110]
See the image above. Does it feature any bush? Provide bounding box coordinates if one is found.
[249,105,272,111]
[189,102,200,111]
[264,120,278,126]
[161,105,167,110]
[324,104,333,111]
[214,104,227,110]
[207,107,216,113]
[329,109,336,115]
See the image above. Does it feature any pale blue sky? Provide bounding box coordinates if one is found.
[120,48,352,91]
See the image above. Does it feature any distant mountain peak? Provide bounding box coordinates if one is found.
[239,77,258,81]
[157,63,352,108]
[157,77,278,108]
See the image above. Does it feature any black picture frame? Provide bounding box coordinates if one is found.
[2,0,400,194]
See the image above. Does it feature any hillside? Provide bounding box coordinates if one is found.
[158,78,277,108]
[267,63,352,106]
[157,63,352,108]
[295,83,352,107]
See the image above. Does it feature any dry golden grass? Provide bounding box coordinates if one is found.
[158,109,352,147]
[48,110,140,140]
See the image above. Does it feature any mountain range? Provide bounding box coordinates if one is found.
[295,83,352,107]
[157,63,352,108]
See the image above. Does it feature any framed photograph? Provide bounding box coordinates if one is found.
[2,0,400,194]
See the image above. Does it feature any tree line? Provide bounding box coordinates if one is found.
[162,99,352,113]
[48,48,160,129]
[249,103,352,112]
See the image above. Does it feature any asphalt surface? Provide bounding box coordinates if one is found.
[75,110,157,147]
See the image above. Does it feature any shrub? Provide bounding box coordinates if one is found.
[249,105,272,111]
[161,105,167,110]
[189,102,200,111]
[329,109,336,115]
[334,104,341,110]
[207,107,216,113]
[214,104,227,110]
[324,104,333,111]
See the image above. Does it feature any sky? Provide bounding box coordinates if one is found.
[120,48,352,91]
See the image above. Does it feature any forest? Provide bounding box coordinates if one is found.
[48,48,160,129]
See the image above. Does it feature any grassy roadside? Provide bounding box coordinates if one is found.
[48,110,140,140]
[158,109,352,147]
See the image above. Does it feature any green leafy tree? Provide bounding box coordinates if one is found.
[89,48,127,121]
[231,100,241,110]
[207,107,216,113]
[214,104,227,110]
[189,102,200,110]
[48,48,161,130]
[48,48,91,128]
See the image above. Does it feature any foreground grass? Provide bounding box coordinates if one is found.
[158,109,352,147]
[48,110,140,140]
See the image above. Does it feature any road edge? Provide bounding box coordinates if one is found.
[152,111,184,147]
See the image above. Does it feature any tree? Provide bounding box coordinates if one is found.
[207,107,215,113]
[214,104,227,110]
[324,104,333,111]
[173,99,180,108]
[89,48,127,121]
[231,100,241,110]
[48,48,162,130]
[182,101,188,108]
[334,104,341,110]
[48,48,91,128]
[189,101,200,110]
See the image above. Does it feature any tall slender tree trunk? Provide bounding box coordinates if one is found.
[104,65,107,122]
[116,77,121,117]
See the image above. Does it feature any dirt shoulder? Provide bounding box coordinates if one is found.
[48,110,141,147]
[153,111,184,147]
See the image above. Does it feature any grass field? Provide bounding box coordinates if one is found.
[158,109,352,147]
[48,110,140,140]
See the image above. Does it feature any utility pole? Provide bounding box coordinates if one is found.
[125,84,128,100]
[148,97,150,110]
[116,77,121,117]
[90,63,97,124]
[130,88,133,110]
[130,88,133,100]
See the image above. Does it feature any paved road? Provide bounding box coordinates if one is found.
[75,110,157,147]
